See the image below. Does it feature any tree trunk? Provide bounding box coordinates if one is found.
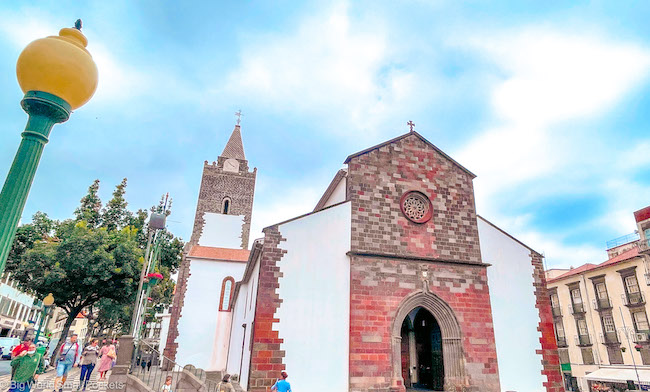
[51,307,82,364]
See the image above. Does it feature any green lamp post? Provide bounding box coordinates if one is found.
[34,292,55,342]
[0,20,98,273]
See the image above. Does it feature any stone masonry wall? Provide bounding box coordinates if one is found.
[349,255,500,392]
[347,134,481,263]
[190,159,256,249]
[247,226,287,392]
[531,252,564,392]
[347,133,498,391]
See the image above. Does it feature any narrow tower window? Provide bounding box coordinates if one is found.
[222,197,231,214]
[220,277,235,311]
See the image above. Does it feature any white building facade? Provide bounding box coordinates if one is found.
[164,127,562,392]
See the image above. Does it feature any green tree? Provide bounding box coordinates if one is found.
[9,182,184,343]
[102,178,132,231]
[7,221,142,359]
[89,298,132,337]
[74,180,102,228]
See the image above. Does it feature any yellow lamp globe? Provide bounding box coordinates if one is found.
[16,23,98,110]
[43,293,55,307]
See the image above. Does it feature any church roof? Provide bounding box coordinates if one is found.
[187,245,250,262]
[314,169,347,212]
[343,131,476,178]
[220,125,246,160]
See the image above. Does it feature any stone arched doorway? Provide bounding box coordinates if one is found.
[391,291,465,391]
[400,307,444,390]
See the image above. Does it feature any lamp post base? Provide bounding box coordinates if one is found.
[0,91,71,273]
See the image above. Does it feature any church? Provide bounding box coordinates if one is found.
[163,122,563,392]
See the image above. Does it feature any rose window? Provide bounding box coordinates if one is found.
[400,191,432,223]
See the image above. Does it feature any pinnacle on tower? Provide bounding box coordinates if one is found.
[221,125,246,160]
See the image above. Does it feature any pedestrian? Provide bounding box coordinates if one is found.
[78,339,100,391]
[9,343,43,392]
[216,374,234,392]
[11,339,33,378]
[161,376,173,392]
[53,334,81,392]
[270,371,291,392]
[97,340,116,380]
[11,339,32,358]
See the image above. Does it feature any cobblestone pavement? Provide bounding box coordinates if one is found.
[0,367,110,392]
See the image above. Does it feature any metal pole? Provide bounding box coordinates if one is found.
[34,307,47,341]
[130,230,154,336]
[134,231,161,340]
[620,307,642,388]
[0,92,71,274]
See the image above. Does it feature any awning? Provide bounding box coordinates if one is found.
[585,368,650,383]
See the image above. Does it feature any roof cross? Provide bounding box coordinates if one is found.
[235,110,243,126]
[407,120,415,132]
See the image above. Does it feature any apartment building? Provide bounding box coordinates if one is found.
[547,206,650,391]
[0,274,44,338]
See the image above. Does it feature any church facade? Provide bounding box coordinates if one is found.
[164,124,563,392]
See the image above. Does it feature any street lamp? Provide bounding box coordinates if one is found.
[34,292,54,342]
[0,20,98,274]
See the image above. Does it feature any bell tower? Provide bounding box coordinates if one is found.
[190,123,256,249]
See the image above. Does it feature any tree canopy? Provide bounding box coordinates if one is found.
[7,178,184,353]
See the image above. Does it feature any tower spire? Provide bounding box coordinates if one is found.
[220,123,246,160]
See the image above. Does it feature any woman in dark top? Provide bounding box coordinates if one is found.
[78,339,100,391]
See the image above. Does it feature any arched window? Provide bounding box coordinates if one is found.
[222,197,231,215]
[219,277,235,311]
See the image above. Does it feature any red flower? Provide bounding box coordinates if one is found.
[146,273,164,280]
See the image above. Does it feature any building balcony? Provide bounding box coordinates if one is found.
[552,306,562,317]
[571,303,585,315]
[623,292,646,307]
[638,238,650,255]
[576,334,592,346]
[593,297,612,311]
[556,336,567,347]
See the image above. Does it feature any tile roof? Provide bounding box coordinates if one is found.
[187,245,250,262]
[548,246,640,283]
[221,125,246,160]
[635,206,650,223]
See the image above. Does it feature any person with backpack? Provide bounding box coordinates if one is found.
[216,374,234,392]
[53,334,81,392]
[270,371,291,392]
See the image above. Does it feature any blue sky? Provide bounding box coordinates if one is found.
[1,1,649,269]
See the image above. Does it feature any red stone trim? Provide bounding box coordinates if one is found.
[219,276,235,311]
[248,226,287,392]
[531,252,564,392]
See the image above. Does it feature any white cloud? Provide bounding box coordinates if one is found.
[453,28,650,268]
[217,2,430,140]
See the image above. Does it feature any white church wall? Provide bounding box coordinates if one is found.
[275,202,351,392]
[175,258,246,370]
[323,176,347,208]
[226,257,260,390]
[477,217,545,392]
[157,310,171,362]
[199,212,246,248]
